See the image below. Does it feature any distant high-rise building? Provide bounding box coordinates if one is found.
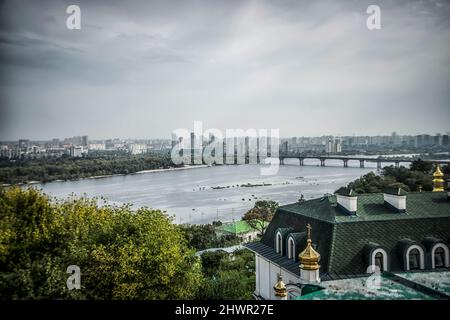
[171,133,178,148]
[190,132,195,164]
[51,138,60,148]
[281,141,289,154]
[190,132,203,164]
[442,135,449,146]
[18,139,29,150]
[105,139,114,150]
[325,137,334,153]
[70,146,83,157]
[82,135,88,147]
[335,137,342,153]
[128,143,147,155]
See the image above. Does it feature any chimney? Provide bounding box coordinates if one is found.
[335,187,357,215]
[383,187,407,213]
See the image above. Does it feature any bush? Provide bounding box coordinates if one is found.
[0,187,202,299]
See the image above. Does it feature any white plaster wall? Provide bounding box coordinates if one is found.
[255,254,260,296]
[256,254,299,300]
[384,194,406,210]
[258,256,271,299]
[336,195,357,212]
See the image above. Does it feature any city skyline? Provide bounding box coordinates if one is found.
[1,0,450,140]
[2,131,450,143]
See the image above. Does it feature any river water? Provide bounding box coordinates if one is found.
[34,157,418,224]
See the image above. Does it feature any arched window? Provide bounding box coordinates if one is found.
[409,249,420,270]
[405,245,425,271]
[435,247,445,268]
[288,238,295,260]
[371,248,388,272]
[276,232,282,254]
[431,244,449,269]
[375,252,384,271]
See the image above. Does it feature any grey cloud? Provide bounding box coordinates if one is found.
[0,0,449,140]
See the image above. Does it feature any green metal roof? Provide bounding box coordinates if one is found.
[278,191,450,224]
[215,220,268,235]
[261,191,450,274]
[383,187,408,196]
[296,275,435,300]
[394,271,450,296]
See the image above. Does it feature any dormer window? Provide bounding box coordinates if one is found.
[276,232,282,254]
[287,237,295,260]
[371,248,388,272]
[431,243,449,269]
[405,245,425,270]
[409,249,420,270]
[434,247,445,268]
[365,244,389,272]
[375,252,383,271]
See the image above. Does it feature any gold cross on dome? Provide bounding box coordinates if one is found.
[306,224,312,239]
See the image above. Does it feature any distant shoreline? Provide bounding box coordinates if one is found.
[5,164,211,187]
[133,164,210,175]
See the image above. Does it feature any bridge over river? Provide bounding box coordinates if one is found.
[278,155,450,169]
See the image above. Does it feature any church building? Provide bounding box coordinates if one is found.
[244,164,450,300]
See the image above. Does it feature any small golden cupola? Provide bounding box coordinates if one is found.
[273,274,287,299]
[432,163,444,192]
[298,224,320,271]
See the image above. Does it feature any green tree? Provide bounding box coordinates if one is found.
[200,251,229,277]
[242,200,278,236]
[342,163,449,194]
[409,159,433,173]
[0,153,179,185]
[0,187,202,299]
[196,249,255,300]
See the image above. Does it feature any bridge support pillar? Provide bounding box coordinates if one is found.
[377,161,382,170]
[320,159,325,167]
[343,159,348,168]
[299,158,304,166]
[395,161,399,168]
[280,158,284,165]
[359,160,364,168]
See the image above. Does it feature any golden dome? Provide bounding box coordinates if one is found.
[433,163,444,192]
[298,224,320,271]
[273,274,287,297]
[433,163,444,177]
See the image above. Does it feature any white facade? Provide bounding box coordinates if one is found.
[70,146,87,157]
[254,253,299,300]
[88,143,106,151]
[336,194,357,213]
[300,268,320,283]
[384,193,406,211]
[128,143,148,155]
[241,230,260,242]
[216,229,259,243]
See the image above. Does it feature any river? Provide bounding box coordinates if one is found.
[33,157,418,224]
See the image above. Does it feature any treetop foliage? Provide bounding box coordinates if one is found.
[242,200,279,236]
[344,159,448,194]
[0,187,202,299]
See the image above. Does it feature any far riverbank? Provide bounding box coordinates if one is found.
[2,164,209,187]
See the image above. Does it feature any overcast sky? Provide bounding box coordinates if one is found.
[0,0,449,140]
